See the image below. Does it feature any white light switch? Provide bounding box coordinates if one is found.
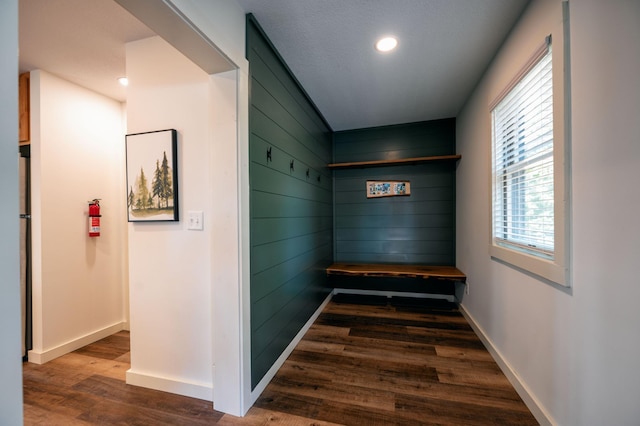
[187,210,204,230]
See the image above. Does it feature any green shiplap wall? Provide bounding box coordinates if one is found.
[333,119,457,266]
[247,16,333,389]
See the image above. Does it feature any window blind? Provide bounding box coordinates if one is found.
[492,43,554,259]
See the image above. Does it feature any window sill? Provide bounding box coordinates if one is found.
[489,243,570,287]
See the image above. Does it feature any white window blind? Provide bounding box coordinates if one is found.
[492,42,554,260]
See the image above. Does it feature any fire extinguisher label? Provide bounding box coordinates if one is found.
[89,217,100,237]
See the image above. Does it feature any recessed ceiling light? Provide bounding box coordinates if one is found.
[118,77,129,86]
[375,36,398,53]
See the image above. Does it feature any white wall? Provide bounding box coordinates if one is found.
[456,0,640,424]
[123,0,251,415]
[0,0,24,423]
[29,70,128,364]
[125,36,216,401]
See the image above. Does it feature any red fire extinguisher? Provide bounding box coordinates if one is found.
[88,199,101,237]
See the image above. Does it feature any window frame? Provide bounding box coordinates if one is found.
[492,46,554,260]
[489,13,572,288]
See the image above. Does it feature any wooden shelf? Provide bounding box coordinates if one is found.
[327,154,461,170]
[326,263,466,283]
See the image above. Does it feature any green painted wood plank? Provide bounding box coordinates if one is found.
[248,17,333,389]
[336,214,452,229]
[250,112,332,173]
[333,120,456,266]
[334,167,453,189]
[247,25,330,145]
[251,288,329,386]
[251,80,314,151]
[335,200,453,216]
[334,187,453,204]
[335,227,453,242]
[251,163,332,202]
[251,232,332,274]
[249,76,331,162]
[251,268,327,330]
[334,253,455,265]
[333,119,455,155]
[251,216,333,246]
[251,284,328,359]
[251,191,332,218]
[334,119,454,142]
[251,244,332,303]
[249,54,330,153]
[336,240,454,256]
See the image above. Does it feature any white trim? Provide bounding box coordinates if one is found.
[114,0,235,74]
[126,369,213,402]
[27,321,125,364]
[238,65,253,418]
[458,304,555,426]
[208,67,249,417]
[333,288,455,303]
[488,7,572,289]
[248,292,333,406]
[489,244,567,285]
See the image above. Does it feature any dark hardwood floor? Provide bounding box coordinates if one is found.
[23,296,538,425]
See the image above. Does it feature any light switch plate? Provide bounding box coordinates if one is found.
[187,210,204,230]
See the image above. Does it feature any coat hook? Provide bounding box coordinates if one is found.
[306,168,310,178]
[266,147,272,162]
[290,160,295,171]
[317,175,321,183]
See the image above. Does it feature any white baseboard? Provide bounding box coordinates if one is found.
[248,291,334,405]
[27,321,126,364]
[126,369,213,402]
[458,304,555,426]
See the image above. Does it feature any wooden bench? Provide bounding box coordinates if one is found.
[326,263,466,296]
[326,263,466,282]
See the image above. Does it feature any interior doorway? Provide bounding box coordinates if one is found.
[19,144,32,360]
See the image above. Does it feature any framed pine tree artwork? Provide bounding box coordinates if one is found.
[125,129,179,222]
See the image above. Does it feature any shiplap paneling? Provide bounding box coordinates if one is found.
[333,119,456,268]
[247,16,333,389]
[334,120,455,163]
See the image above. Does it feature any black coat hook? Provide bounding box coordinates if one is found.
[266,147,272,162]
[317,175,321,183]
[306,168,310,178]
[290,160,295,171]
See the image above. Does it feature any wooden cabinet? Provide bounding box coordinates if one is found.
[19,72,30,145]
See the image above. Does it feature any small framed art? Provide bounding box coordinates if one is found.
[366,180,411,198]
[126,129,179,222]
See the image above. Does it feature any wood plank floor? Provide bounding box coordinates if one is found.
[23,296,538,425]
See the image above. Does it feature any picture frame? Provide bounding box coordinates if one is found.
[366,180,411,198]
[125,129,179,222]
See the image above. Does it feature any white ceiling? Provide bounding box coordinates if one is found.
[19,0,530,131]
[19,0,155,102]
[236,0,530,130]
